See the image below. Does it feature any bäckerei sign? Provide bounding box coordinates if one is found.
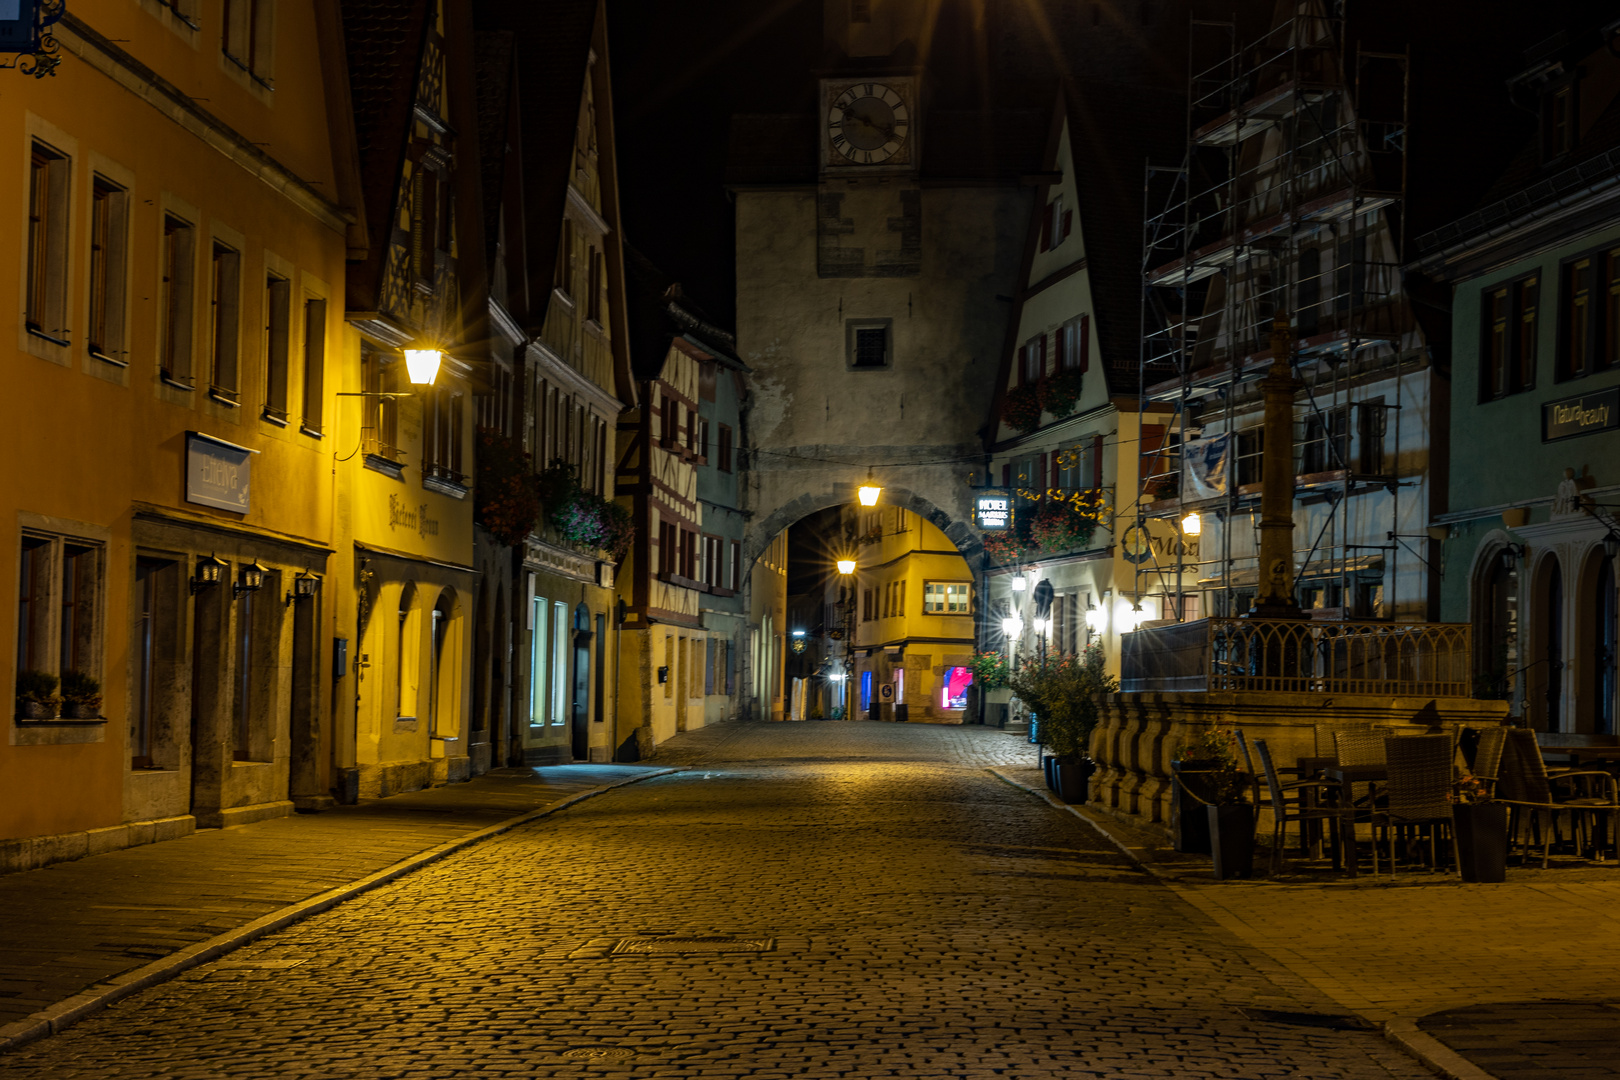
[1544,387,1620,442]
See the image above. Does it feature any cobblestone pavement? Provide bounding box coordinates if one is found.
[0,721,1424,1079]
[0,764,662,1029]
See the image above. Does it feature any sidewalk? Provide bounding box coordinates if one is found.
[0,763,673,1051]
[991,765,1620,1080]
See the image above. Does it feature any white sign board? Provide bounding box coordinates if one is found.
[185,432,254,513]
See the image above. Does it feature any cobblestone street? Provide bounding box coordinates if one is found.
[0,722,1425,1079]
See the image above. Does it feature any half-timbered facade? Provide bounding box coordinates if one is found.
[334,0,479,800]
[617,261,742,752]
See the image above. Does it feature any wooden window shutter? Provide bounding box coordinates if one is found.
[1062,209,1073,241]
[1079,314,1090,372]
[1091,434,1104,488]
[1038,206,1052,251]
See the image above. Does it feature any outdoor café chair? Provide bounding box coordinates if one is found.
[1255,738,1341,874]
[1315,722,1372,760]
[1373,734,1458,874]
[1496,728,1620,867]
[1471,726,1508,796]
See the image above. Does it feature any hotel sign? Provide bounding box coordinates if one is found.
[1544,388,1620,442]
[185,432,255,513]
[975,490,1011,531]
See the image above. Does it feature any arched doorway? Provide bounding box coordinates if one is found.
[1473,547,1519,708]
[571,603,593,760]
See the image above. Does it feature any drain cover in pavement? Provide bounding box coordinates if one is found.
[609,935,774,955]
[562,1047,636,1060]
[1240,1008,1376,1031]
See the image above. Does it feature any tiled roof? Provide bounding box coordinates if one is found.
[1062,80,1187,390]
[474,0,599,322]
[624,246,741,381]
[341,0,431,310]
[472,30,516,263]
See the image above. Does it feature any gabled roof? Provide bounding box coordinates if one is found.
[624,246,744,382]
[473,0,599,322]
[984,78,1184,449]
[1062,80,1185,391]
[340,0,432,313]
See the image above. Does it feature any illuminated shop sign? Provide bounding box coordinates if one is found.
[975,490,1011,531]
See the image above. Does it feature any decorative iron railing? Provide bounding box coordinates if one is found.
[1120,617,1473,698]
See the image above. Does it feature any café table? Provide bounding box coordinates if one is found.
[1296,755,1337,858]
[1322,763,1386,878]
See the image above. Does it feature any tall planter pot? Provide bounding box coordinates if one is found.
[1453,802,1508,883]
[1208,803,1256,880]
[1055,759,1096,805]
[1170,760,1219,854]
[1043,756,1057,790]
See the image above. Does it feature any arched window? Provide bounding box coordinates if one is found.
[1475,550,1518,705]
[431,591,453,732]
[397,583,418,719]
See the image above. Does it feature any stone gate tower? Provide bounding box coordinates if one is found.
[728,0,1044,568]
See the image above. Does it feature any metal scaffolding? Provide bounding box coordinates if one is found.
[1134,1,1418,623]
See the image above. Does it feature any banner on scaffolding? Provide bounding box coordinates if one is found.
[1183,433,1230,499]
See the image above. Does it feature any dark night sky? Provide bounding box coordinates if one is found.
[606,0,822,327]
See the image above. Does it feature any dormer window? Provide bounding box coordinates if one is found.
[1542,81,1577,162]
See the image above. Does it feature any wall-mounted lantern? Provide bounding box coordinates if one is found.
[235,560,268,599]
[286,571,318,606]
[191,553,227,595]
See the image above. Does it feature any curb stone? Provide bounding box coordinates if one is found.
[0,767,680,1056]
[986,766,1502,1080]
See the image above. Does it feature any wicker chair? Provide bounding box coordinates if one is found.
[1334,730,1389,768]
[1315,723,1372,760]
[1373,735,1458,873]
[1472,727,1508,795]
[1496,728,1619,867]
[1255,738,1341,874]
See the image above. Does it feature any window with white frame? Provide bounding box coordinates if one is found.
[923,581,970,615]
[1059,315,1088,371]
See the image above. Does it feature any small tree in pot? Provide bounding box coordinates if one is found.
[1010,643,1115,804]
[1173,726,1254,879]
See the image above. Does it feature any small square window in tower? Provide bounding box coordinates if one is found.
[847,319,892,369]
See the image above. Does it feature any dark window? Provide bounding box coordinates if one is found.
[1300,408,1349,475]
[1356,402,1387,476]
[161,214,195,384]
[1542,83,1576,162]
[854,327,887,368]
[264,274,290,421]
[1482,275,1537,398]
[209,242,241,401]
[1297,247,1321,336]
[851,0,870,22]
[1236,427,1265,487]
[88,178,128,362]
[26,142,70,342]
[718,425,734,472]
[301,298,326,435]
[223,0,274,84]
[586,246,603,323]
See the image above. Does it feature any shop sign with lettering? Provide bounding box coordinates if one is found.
[185,432,254,513]
[1544,387,1620,442]
[975,490,1011,531]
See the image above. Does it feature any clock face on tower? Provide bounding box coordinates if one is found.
[827,81,911,166]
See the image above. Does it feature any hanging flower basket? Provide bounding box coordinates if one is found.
[1002,382,1044,434]
[1029,499,1097,554]
[474,429,541,547]
[1044,369,1083,419]
[983,532,1029,565]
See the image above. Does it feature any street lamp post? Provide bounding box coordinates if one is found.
[836,556,858,717]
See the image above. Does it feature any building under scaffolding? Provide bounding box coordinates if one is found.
[1132,0,1439,625]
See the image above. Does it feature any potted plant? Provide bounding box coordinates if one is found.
[15,670,60,720]
[1011,643,1115,804]
[1174,726,1254,879]
[1450,771,1506,883]
[59,670,102,719]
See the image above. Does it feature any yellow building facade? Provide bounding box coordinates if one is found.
[333,0,478,799]
[2,0,352,865]
[849,506,976,723]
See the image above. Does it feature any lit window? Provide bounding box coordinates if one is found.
[924,581,971,614]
